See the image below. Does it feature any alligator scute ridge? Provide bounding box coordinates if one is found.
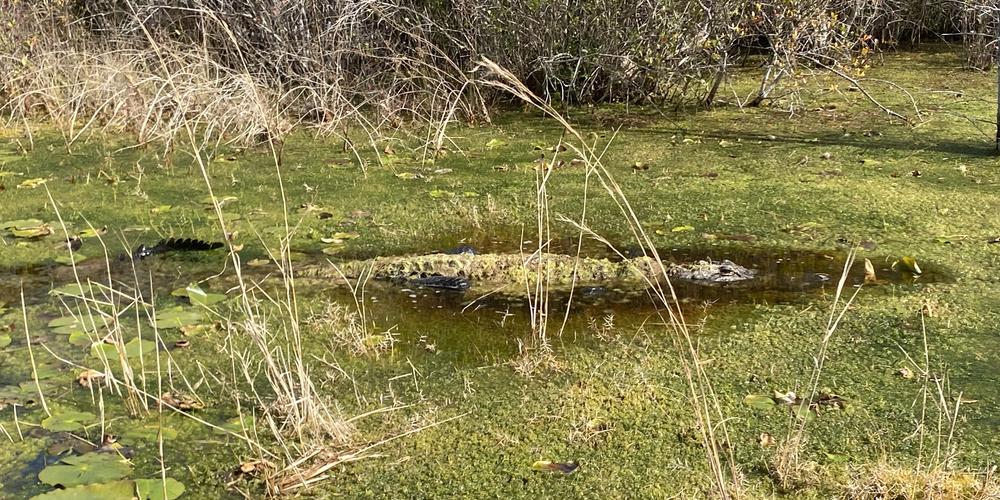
[298,252,755,288]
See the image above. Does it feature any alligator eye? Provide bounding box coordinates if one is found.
[719,265,733,275]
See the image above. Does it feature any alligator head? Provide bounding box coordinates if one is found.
[671,259,755,283]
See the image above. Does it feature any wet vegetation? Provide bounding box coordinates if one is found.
[4,2,1000,499]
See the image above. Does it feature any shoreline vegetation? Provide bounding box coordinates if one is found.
[2,1,1000,498]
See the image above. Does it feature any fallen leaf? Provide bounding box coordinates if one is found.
[77,369,105,388]
[759,433,775,448]
[17,177,47,189]
[863,258,877,283]
[531,460,579,474]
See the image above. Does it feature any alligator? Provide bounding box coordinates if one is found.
[297,252,755,291]
[121,238,224,261]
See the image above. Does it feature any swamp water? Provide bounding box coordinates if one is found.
[0,239,947,498]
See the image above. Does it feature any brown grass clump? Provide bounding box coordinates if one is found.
[307,301,395,357]
[846,462,1000,500]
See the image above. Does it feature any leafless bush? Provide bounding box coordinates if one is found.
[3,0,999,143]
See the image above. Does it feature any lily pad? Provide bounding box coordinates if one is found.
[50,283,87,298]
[122,424,179,442]
[743,394,777,410]
[135,478,186,500]
[38,453,131,487]
[218,414,256,434]
[32,480,134,500]
[0,218,43,229]
[68,332,94,347]
[91,338,156,359]
[54,255,89,265]
[42,409,97,432]
[171,284,226,307]
[49,316,95,335]
[321,245,345,255]
[152,307,203,329]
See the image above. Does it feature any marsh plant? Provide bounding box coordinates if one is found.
[307,301,396,357]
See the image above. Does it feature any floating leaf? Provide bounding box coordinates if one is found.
[153,307,203,329]
[50,283,87,297]
[0,334,10,349]
[171,285,226,307]
[31,480,134,500]
[180,322,219,336]
[135,478,186,500]
[17,177,47,189]
[54,255,88,265]
[77,227,107,239]
[743,394,777,410]
[42,409,97,432]
[321,245,345,255]
[121,424,178,442]
[11,224,52,238]
[0,218,43,229]
[218,414,256,434]
[671,225,695,232]
[893,255,922,275]
[793,404,816,422]
[429,189,455,199]
[485,138,507,150]
[68,332,93,347]
[91,338,156,359]
[38,454,131,487]
[48,316,94,335]
[531,460,579,474]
